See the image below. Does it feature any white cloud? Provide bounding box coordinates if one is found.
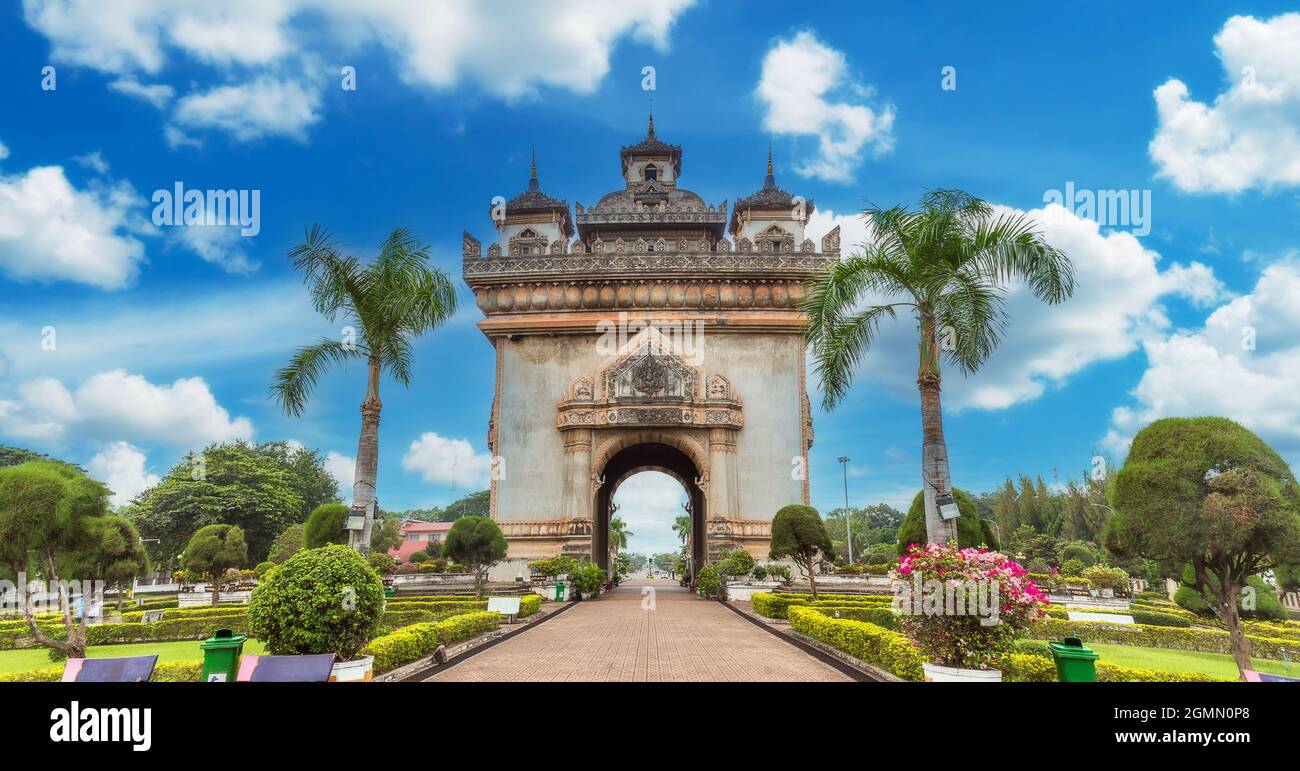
[72,151,110,174]
[401,432,492,488]
[756,30,894,182]
[0,140,9,160]
[0,163,147,289]
[109,78,175,108]
[24,0,698,142]
[171,225,259,274]
[1104,259,1300,457]
[0,369,253,448]
[89,441,160,507]
[324,450,355,495]
[809,203,1225,412]
[170,76,321,143]
[1149,13,1300,193]
[807,207,870,258]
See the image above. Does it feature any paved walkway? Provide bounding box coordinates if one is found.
[425,578,853,682]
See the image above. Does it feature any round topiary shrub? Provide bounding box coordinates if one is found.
[254,561,276,579]
[409,551,429,564]
[248,544,385,660]
[303,503,350,549]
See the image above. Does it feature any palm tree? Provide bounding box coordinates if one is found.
[672,514,691,544]
[609,516,632,557]
[803,190,1073,547]
[272,226,458,552]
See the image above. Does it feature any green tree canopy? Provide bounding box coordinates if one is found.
[443,515,507,598]
[304,502,350,549]
[181,524,248,607]
[0,461,111,656]
[441,490,490,521]
[126,441,310,564]
[267,523,305,564]
[896,488,998,555]
[1105,417,1300,678]
[370,516,403,554]
[769,504,834,599]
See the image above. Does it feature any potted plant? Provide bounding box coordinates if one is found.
[892,543,1048,682]
[248,544,386,682]
[570,562,606,600]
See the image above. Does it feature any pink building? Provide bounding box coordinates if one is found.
[390,520,453,562]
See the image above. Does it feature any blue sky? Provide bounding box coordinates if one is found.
[1,1,1299,556]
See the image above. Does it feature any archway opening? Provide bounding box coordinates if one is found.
[594,442,704,577]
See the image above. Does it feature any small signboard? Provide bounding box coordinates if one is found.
[487,596,521,619]
[1068,611,1134,625]
[142,610,165,623]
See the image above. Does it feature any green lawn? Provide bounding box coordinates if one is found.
[0,639,267,676]
[1091,642,1300,680]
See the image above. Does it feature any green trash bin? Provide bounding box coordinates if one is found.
[200,627,247,682]
[1049,636,1099,682]
[555,582,566,602]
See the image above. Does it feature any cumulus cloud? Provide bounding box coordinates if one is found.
[24,0,697,142]
[1149,13,1300,193]
[401,432,492,488]
[0,162,147,289]
[756,30,894,182]
[89,441,160,507]
[324,450,355,495]
[171,225,259,274]
[0,140,9,160]
[0,369,252,448]
[808,203,1225,412]
[169,75,322,144]
[1104,259,1300,457]
[108,78,175,108]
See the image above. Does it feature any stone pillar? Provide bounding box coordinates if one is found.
[706,427,739,560]
[561,428,593,554]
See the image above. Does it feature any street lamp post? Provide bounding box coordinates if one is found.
[837,456,852,564]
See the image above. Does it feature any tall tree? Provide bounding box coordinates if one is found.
[440,490,490,522]
[992,477,1020,543]
[1105,417,1300,678]
[252,441,340,516]
[803,190,1073,546]
[127,443,304,564]
[272,226,458,553]
[0,461,110,657]
[671,515,691,545]
[608,516,632,556]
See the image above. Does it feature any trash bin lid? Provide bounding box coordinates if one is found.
[200,627,248,648]
[1049,639,1099,659]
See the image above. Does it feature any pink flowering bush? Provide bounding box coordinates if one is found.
[891,543,1049,669]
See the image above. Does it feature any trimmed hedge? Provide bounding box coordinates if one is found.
[1030,618,1299,660]
[0,659,204,683]
[361,611,501,673]
[751,592,892,620]
[788,605,924,681]
[1044,606,1191,628]
[120,605,248,623]
[518,595,542,618]
[809,605,899,630]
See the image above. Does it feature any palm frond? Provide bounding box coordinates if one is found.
[270,338,364,417]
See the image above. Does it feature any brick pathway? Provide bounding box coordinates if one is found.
[424,578,853,682]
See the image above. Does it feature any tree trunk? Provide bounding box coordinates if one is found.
[349,358,383,554]
[1219,580,1253,679]
[918,312,959,547]
[211,573,221,607]
[474,569,483,600]
[805,555,819,600]
[26,552,87,659]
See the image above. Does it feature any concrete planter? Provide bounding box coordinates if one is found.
[723,581,781,602]
[922,662,1002,683]
[330,655,375,682]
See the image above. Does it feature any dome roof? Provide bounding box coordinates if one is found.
[729,147,813,234]
[496,149,573,236]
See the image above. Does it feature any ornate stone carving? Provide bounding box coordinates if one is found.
[487,243,501,258]
[820,224,841,256]
[462,231,481,258]
[570,375,594,401]
[706,374,731,400]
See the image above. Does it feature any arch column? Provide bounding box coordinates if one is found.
[561,427,593,523]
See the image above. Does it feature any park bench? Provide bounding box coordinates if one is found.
[235,653,336,682]
[62,655,158,682]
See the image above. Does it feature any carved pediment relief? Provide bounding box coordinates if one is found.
[602,328,696,402]
[556,327,743,430]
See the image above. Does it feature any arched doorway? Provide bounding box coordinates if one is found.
[594,442,705,576]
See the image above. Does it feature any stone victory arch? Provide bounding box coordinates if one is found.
[462,118,839,574]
